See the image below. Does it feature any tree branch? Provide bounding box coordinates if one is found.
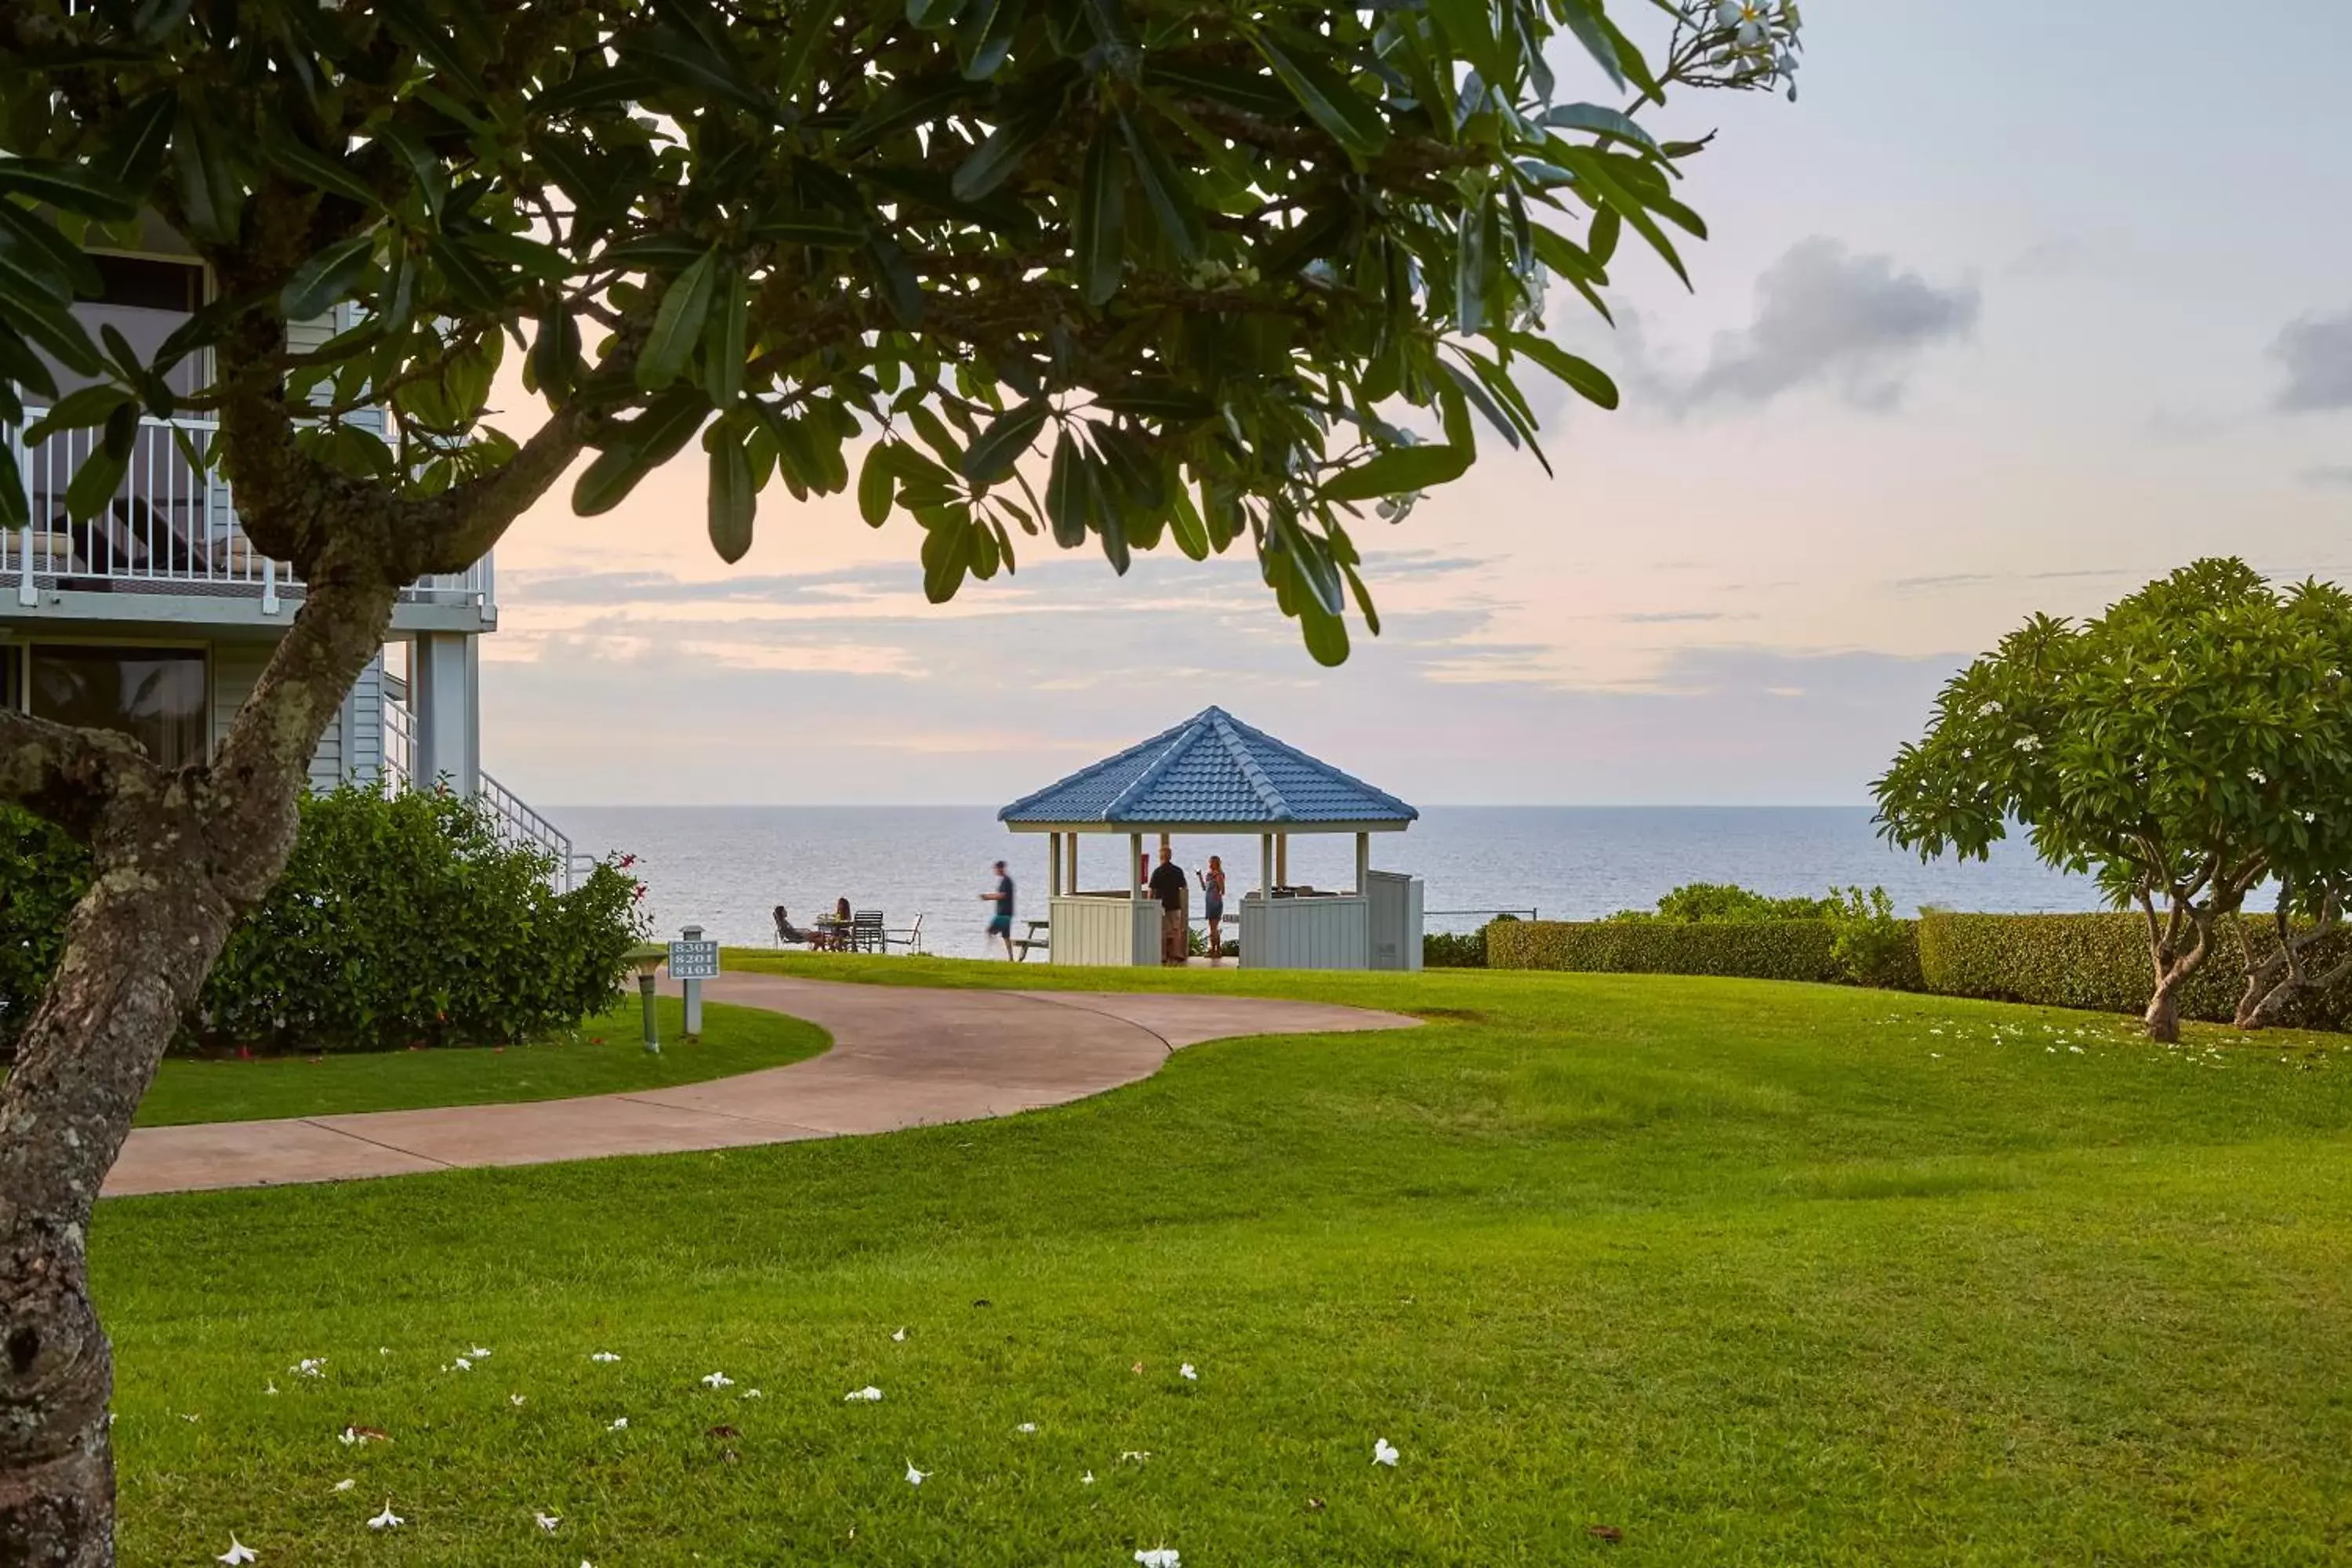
[0,710,155,841]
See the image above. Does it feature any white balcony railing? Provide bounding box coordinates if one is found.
[4,409,492,613]
[380,696,586,891]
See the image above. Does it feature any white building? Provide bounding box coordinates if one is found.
[1,246,573,874]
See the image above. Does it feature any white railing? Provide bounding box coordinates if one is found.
[481,771,590,892]
[381,689,416,790]
[4,409,492,612]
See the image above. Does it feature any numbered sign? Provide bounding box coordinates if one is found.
[668,939,720,981]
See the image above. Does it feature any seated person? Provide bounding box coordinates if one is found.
[773,905,817,946]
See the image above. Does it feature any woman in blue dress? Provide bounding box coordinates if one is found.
[1200,855,1228,962]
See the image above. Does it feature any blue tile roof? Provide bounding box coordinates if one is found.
[999,708,1417,828]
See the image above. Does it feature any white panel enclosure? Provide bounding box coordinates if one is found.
[1367,869,1424,971]
[1048,895,1156,966]
[1242,894,1370,971]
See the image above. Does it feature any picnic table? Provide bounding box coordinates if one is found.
[1012,918,1050,961]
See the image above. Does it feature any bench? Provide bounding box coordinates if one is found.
[1011,918,1050,961]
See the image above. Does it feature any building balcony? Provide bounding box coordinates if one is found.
[3,409,495,633]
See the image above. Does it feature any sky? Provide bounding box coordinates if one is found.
[483,1,2352,808]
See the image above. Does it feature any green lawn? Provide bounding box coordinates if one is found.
[133,996,828,1126]
[95,961,2352,1565]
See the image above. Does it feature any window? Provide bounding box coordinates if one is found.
[28,645,207,769]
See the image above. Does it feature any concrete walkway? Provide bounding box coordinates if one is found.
[103,974,1417,1198]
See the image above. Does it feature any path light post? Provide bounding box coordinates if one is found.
[624,942,667,1054]
[670,924,722,1041]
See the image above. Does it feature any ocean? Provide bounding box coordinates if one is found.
[546,805,2114,959]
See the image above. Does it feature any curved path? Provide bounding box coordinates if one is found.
[103,974,1418,1198]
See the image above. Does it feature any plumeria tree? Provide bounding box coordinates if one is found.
[1875,558,2352,1041]
[0,0,1800,1555]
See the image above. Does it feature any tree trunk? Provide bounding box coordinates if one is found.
[2144,978,2183,1044]
[0,574,396,1566]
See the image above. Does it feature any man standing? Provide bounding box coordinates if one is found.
[1148,846,1189,966]
[981,860,1016,960]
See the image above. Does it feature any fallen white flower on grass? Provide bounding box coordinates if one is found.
[607,1417,630,1432]
[333,1480,354,1493]
[740,1388,763,1400]
[366,1501,403,1531]
[467,1346,492,1358]
[905,1462,928,1486]
[181,1414,201,1424]
[1373,1438,1399,1467]
[510,1394,527,1406]
[702,1371,735,1388]
[1082,1472,1095,1486]
[1119,1450,1152,1464]
[891,1328,906,1342]
[590,1352,621,1363]
[378,1348,391,1356]
[290,1359,325,1378]
[1179,1363,1197,1381]
[535,1512,562,1533]
[448,1358,473,1373]
[263,1381,278,1396]
[1016,1422,1038,1433]
[1136,1550,1181,1568]
[845,1386,884,1403]
[216,1535,257,1564]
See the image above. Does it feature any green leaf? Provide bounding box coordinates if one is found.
[1556,0,1625,89]
[708,437,757,563]
[0,158,138,222]
[24,384,132,445]
[1045,428,1088,547]
[866,234,924,326]
[0,323,60,403]
[958,0,1025,81]
[281,234,376,321]
[0,441,27,531]
[1455,198,1490,332]
[619,22,779,122]
[258,137,381,211]
[858,441,898,525]
[529,302,581,397]
[909,0,967,27]
[636,250,717,390]
[1091,380,1216,422]
[0,268,103,377]
[1551,145,1689,288]
[426,236,510,313]
[841,74,979,152]
[1424,0,1505,95]
[1253,34,1388,159]
[64,443,129,523]
[0,201,100,299]
[573,389,710,514]
[1145,62,1294,118]
[745,214,866,246]
[1076,125,1126,307]
[703,273,747,405]
[962,398,1049,485]
[1298,595,1350,666]
[920,513,976,602]
[1166,481,1209,561]
[170,121,243,243]
[906,405,964,470]
[1541,101,1659,151]
[1116,105,1205,262]
[951,73,1069,199]
[1319,441,1472,503]
[1588,205,1620,268]
[91,92,179,196]
[778,0,845,100]
[1503,332,1618,411]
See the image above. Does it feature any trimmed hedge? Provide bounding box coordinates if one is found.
[1916,912,2352,1032]
[1484,908,2352,1032]
[1489,918,1848,983]
[2,787,646,1056]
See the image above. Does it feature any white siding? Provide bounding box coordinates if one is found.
[344,652,385,786]
[1243,895,1370,971]
[1048,895,1156,967]
[208,641,267,759]
[209,638,371,793]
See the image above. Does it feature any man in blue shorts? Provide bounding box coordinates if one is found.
[980,860,1016,959]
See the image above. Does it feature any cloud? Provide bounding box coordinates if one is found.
[2303,465,2352,489]
[2272,309,2352,412]
[1664,238,1981,413]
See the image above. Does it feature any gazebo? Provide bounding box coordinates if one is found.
[998,706,1424,970]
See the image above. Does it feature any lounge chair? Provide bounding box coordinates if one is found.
[882,913,925,954]
[771,906,818,947]
[851,908,885,953]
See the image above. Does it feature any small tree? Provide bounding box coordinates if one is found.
[1874,558,2352,1041]
[0,0,1800,1555]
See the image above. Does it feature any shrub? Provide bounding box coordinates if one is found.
[1605,882,1841,924]
[1824,887,1923,989]
[1,804,92,1062]
[1915,912,2352,1031]
[1,788,645,1056]
[1490,917,1849,983]
[1423,930,1487,968]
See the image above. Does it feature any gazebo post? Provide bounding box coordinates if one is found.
[1259,832,1272,898]
[1356,831,1370,894]
[1128,831,1145,966]
[1065,831,1077,892]
[1276,833,1289,887]
[1049,833,1062,898]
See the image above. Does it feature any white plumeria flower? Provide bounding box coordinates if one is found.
[1016,1421,1038,1433]
[535,1512,562,1533]
[216,1536,257,1565]
[1082,1471,1095,1486]
[607,1416,629,1431]
[905,1462,928,1486]
[891,1328,907,1342]
[291,1359,325,1378]
[510,1394,527,1406]
[1178,1363,1198,1381]
[181,1414,201,1424]
[1373,1437,1400,1467]
[1136,1550,1181,1568]
[590,1352,621,1363]
[845,1385,884,1403]
[1119,1450,1152,1464]
[702,1371,734,1388]
[741,1388,763,1400]
[263,1381,278,1396]
[333,1479,354,1493]
[467,1347,492,1359]
[366,1501,403,1531]
[450,1358,472,1373]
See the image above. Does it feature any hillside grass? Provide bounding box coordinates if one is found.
[95,960,2352,1565]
